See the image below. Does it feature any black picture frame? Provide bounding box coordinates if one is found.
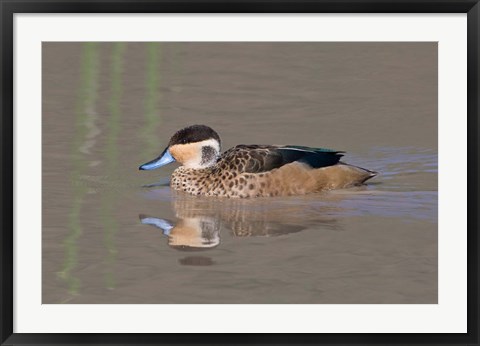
[1,1,479,345]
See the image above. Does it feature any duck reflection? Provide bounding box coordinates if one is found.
[140,190,339,252]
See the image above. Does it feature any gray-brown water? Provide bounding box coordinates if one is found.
[42,42,437,304]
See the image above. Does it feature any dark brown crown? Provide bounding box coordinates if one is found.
[169,125,221,147]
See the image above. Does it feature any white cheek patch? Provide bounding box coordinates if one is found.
[183,153,203,169]
[183,139,220,169]
[198,139,220,153]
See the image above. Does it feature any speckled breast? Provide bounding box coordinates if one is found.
[171,166,281,198]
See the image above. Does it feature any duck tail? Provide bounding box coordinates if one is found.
[338,161,378,184]
[338,162,378,184]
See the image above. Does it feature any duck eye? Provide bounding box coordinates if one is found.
[181,139,187,144]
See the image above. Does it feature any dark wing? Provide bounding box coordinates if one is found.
[276,145,344,169]
[219,145,344,174]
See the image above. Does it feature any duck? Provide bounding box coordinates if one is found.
[139,124,377,198]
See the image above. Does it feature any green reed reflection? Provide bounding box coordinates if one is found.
[59,42,100,299]
[142,43,162,161]
[102,43,127,289]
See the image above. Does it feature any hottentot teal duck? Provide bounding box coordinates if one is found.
[139,125,377,198]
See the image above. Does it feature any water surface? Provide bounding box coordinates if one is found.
[42,42,437,303]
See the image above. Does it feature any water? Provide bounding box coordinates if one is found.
[42,42,437,303]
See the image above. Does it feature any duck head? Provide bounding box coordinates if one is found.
[139,214,220,250]
[139,125,221,170]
